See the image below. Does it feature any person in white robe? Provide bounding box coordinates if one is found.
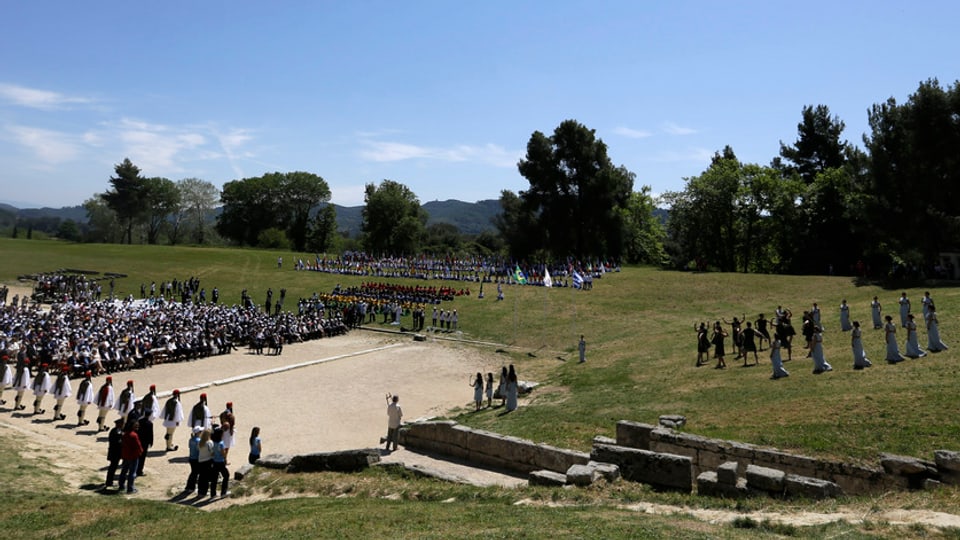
[95,377,116,431]
[141,384,161,422]
[31,363,52,414]
[12,360,32,411]
[926,305,949,352]
[871,297,883,330]
[904,314,927,358]
[898,292,910,328]
[884,316,906,363]
[51,367,73,420]
[161,389,184,451]
[189,393,212,430]
[811,327,833,374]
[115,380,136,424]
[839,300,852,332]
[74,371,95,426]
[770,338,789,379]
[0,358,12,406]
[921,291,933,319]
[851,321,872,370]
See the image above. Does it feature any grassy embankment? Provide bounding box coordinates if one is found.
[2,237,960,538]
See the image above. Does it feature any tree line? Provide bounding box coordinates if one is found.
[14,77,958,277]
[664,78,960,277]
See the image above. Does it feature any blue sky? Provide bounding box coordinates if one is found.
[1,1,957,209]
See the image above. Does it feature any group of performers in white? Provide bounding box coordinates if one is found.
[0,367,186,450]
[699,291,948,380]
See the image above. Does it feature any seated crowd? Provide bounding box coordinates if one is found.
[0,277,349,379]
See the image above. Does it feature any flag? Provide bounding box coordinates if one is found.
[514,265,528,285]
[543,267,553,288]
[572,270,584,289]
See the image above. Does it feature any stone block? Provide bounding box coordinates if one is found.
[587,460,621,482]
[566,464,601,486]
[591,443,692,492]
[697,471,748,498]
[234,464,254,481]
[880,453,938,476]
[696,471,719,496]
[659,415,687,429]
[529,469,568,486]
[593,435,617,446]
[934,450,960,473]
[286,448,381,473]
[746,464,785,494]
[784,474,842,499]
[256,454,292,470]
[717,461,739,485]
[616,421,655,449]
[924,478,943,490]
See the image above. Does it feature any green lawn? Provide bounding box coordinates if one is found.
[2,237,960,537]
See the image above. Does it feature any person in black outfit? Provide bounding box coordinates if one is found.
[104,418,124,488]
[136,411,154,477]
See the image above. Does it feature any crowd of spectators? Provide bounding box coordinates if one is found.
[0,274,349,379]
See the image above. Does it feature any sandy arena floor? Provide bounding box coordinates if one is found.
[0,287,510,505]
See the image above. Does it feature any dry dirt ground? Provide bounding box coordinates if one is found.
[4,284,960,531]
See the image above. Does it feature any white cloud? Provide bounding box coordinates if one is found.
[359,140,519,168]
[0,83,94,110]
[331,184,367,207]
[6,125,81,163]
[613,126,653,139]
[662,122,698,135]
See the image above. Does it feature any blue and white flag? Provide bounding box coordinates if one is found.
[572,271,584,289]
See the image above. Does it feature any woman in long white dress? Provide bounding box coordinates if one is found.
[898,292,910,328]
[770,338,789,379]
[884,316,905,363]
[871,296,883,330]
[851,321,872,369]
[839,300,852,332]
[811,326,832,374]
[926,305,949,352]
[904,313,927,358]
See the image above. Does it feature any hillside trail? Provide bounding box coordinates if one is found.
[3,284,960,530]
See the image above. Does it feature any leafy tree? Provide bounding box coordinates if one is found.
[306,204,338,254]
[83,196,122,243]
[216,171,330,250]
[274,171,331,252]
[57,220,81,242]
[361,180,426,255]
[620,186,666,265]
[142,177,180,244]
[493,189,541,260]
[778,105,849,184]
[472,230,505,257]
[217,175,280,246]
[102,158,147,244]
[664,147,795,272]
[257,227,290,249]
[863,78,960,268]
[176,178,219,245]
[422,222,463,254]
[516,120,634,259]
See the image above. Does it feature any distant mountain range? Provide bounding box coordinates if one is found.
[0,199,503,237]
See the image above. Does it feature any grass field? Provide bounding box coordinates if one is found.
[3,237,960,538]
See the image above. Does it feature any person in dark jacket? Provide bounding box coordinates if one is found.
[118,419,143,494]
[104,418,124,488]
[136,410,154,477]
